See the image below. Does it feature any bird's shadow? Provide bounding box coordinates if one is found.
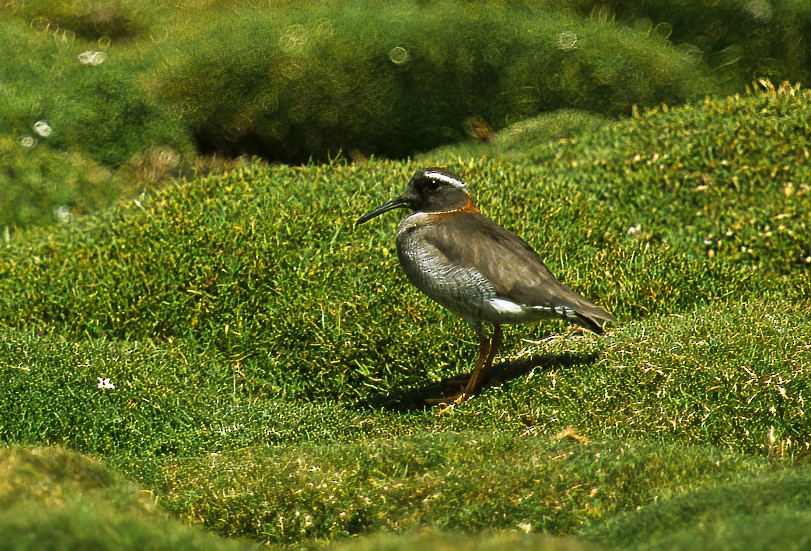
[354,352,598,412]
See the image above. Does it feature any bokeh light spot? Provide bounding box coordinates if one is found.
[558,31,578,51]
[388,46,410,65]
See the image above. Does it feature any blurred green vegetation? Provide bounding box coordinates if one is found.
[0,136,125,228]
[3,0,811,229]
[0,15,193,230]
[4,0,150,40]
[147,2,715,161]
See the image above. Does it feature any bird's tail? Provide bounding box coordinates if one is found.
[554,301,616,335]
[571,312,613,334]
[526,303,616,334]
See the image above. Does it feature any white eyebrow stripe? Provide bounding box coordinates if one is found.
[424,171,466,188]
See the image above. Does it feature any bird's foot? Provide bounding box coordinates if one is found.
[425,389,471,407]
[426,369,494,408]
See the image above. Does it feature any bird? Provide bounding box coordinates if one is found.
[356,168,616,404]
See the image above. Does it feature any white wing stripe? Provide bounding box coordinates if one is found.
[488,298,525,315]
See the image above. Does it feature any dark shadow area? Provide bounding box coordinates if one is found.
[354,352,598,412]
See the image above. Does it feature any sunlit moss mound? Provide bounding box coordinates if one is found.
[0,446,255,550]
[0,19,193,167]
[589,463,811,550]
[138,434,777,546]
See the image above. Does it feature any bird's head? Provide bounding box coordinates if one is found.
[356,168,472,226]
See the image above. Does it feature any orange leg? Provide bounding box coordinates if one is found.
[427,323,502,405]
[462,323,504,396]
[463,323,502,396]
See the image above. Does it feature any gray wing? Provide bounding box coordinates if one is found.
[418,213,616,331]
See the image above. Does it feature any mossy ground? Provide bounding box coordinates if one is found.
[1,81,810,549]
